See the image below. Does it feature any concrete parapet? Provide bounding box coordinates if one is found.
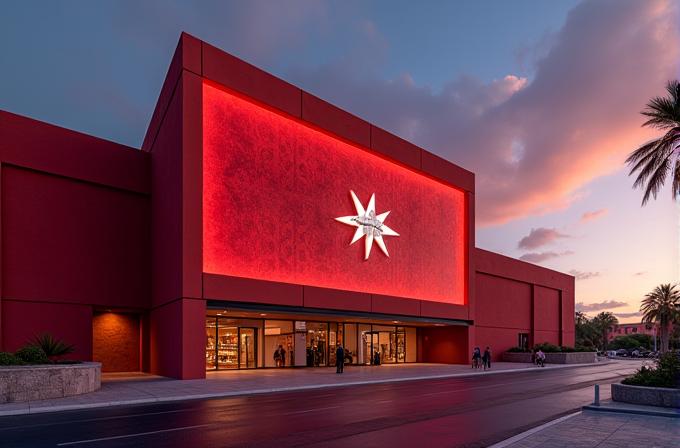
[0,363,101,404]
[502,352,597,364]
[611,383,680,408]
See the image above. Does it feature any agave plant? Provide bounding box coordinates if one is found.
[33,332,76,359]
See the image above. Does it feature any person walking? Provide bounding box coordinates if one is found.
[472,347,482,369]
[336,343,344,373]
[274,344,286,367]
[483,347,491,370]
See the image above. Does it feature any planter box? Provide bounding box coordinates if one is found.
[502,352,597,364]
[502,352,532,363]
[612,382,680,408]
[0,362,101,404]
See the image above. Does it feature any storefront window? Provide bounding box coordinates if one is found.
[306,322,328,366]
[206,317,217,370]
[344,323,357,364]
[240,328,256,369]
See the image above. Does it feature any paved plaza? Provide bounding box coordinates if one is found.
[1,360,677,447]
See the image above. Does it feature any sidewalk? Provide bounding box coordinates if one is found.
[491,404,679,448]
[0,360,595,416]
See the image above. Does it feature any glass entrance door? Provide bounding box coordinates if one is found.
[240,328,257,369]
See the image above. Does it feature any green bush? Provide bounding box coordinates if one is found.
[533,342,560,353]
[15,344,48,365]
[575,346,598,352]
[507,347,530,353]
[0,351,27,366]
[622,354,679,389]
[558,346,576,353]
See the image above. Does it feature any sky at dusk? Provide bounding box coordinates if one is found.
[1,0,679,324]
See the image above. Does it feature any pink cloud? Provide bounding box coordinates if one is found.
[578,209,610,225]
[287,0,679,227]
[519,250,574,263]
[517,227,570,250]
[569,270,601,280]
[576,300,628,312]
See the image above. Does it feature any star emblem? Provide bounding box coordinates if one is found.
[335,191,399,259]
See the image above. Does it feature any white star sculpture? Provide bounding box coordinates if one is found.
[335,191,399,259]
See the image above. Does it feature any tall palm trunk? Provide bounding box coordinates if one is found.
[660,320,669,353]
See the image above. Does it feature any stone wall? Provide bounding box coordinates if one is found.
[0,363,101,404]
[612,383,680,408]
[502,352,597,364]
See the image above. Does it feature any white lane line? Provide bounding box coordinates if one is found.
[488,412,581,447]
[421,378,539,396]
[275,406,340,416]
[56,424,210,446]
[0,409,192,431]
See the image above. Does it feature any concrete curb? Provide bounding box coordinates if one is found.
[0,361,608,417]
[582,405,680,418]
[489,412,581,447]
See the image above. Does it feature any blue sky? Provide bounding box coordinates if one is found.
[1,0,679,323]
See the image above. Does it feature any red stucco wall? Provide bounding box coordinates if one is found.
[203,83,467,305]
[2,301,92,361]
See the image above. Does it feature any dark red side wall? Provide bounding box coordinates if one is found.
[472,248,575,360]
[0,111,151,361]
[93,313,140,372]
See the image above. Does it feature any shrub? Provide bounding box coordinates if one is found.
[533,342,560,353]
[622,353,679,389]
[558,346,576,353]
[575,346,598,352]
[15,344,48,365]
[0,351,27,366]
[33,332,76,359]
[507,347,530,353]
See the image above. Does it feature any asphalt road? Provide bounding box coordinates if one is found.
[0,361,641,448]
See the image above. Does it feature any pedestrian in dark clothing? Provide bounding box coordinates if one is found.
[483,347,491,370]
[336,344,344,373]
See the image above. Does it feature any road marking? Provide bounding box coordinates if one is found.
[376,400,393,403]
[421,378,540,396]
[275,406,340,416]
[0,409,193,431]
[56,424,211,446]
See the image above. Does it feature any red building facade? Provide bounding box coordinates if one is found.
[0,33,574,379]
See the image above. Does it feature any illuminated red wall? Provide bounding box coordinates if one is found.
[203,83,466,304]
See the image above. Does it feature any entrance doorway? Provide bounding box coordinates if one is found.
[363,328,406,364]
[206,317,259,370]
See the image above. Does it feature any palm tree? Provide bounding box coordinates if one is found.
[626,80,680,205]
[593,311,619,352]
[640,283,680,353]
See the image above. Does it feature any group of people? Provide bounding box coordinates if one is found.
[471,346,492,370]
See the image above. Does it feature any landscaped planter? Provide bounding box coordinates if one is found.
[0,362,101,404]
[502,352,532,363]
[502,352,597,364]
[611,383,680,408]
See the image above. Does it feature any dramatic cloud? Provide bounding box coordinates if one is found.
[287,0,679,227]
[569,270,601,280]
[575,300,628,312]
[517,227,570,250]
[615,312,643,318]
[578,209,609,225]
[519,250,574,263]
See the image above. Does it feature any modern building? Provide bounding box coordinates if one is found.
[607,322,672,342]
[0,33,575,379]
